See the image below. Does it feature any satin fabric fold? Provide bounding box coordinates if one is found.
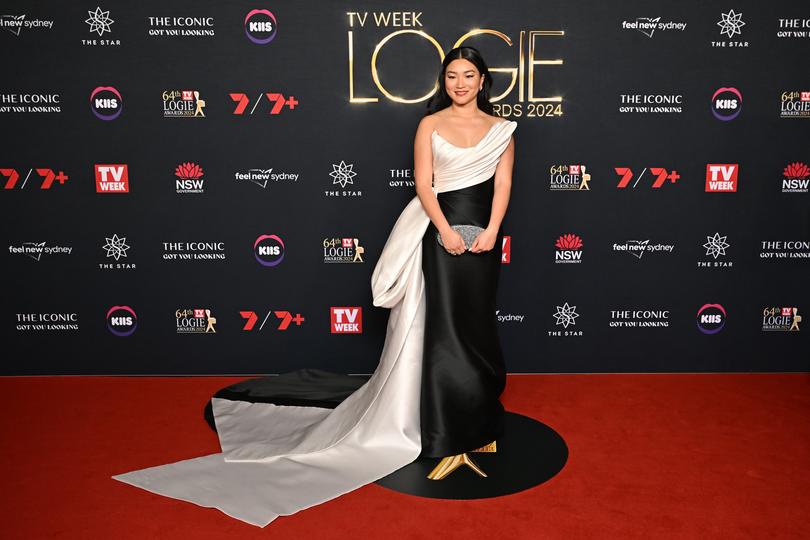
[112,119,517,527]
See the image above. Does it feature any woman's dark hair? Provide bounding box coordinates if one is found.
[425,46,495,116]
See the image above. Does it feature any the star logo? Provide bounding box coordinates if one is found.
[85,7,114,36]
[553,303,579,328]
[703,233,729,259]
[103,234,130,260]
[717,10,745,38]
[329,161,357,188]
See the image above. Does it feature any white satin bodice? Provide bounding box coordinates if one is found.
[431,120,517,194]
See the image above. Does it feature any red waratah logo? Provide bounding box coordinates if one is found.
[555,234,583,264]
[783,162,810,193]
[174,162,204,194]
[556,234,583,250]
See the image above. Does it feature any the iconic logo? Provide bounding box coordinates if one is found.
[146,16,215,38]
[697,304,726,334]
[1,168,68,190]
[615,167,679,189]
[760,241,810,259]
[609,310,670,328]
[163,90,206,118]
[762,307,802,331]
[620,17,687,38]
[323,238,364,263]
[8,241,72,261]
[502,235,511,264]
[107,305,137,336]
[326,161,361,197]
[619,93,683,114]
[15,313,79,332]
[777,18,810,39]
[230,93,298,115]
[549,164,590,191]
[711,87,742,121]
[95,164,129,193]
[1,15,54,36]
[240,310,305,331]
[705,164,739,192]
[0,93,61,114]
[234,167,299,189]
[613,239,675,259]
[174,162,204,194]
[162,242,225,261]
[176,308,217,334]
[244,9,277,44]
[254,234,285,266]
[555,234,583,264]
[331,306,362,334]
[783,162,809,193]
[780,91,810,119]
[90,86,123,120]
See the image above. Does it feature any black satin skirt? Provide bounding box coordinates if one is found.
[419,175,507,458]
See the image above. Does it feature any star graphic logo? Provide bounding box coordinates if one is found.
[717,10,745,38]
[329,161,357,189]
[703,233,729,259]
[553,303,579,328]
[85,7,114,36]
[103,234,130,260]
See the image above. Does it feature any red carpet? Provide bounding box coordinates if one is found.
[1,374,808,539]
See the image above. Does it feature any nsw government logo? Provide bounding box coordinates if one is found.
[782,162,809,193]
[331,307,362,334]
[174,162,205,194]
[254,234,285,266]
[555,234,583,264]
[697,304,726,334]
[107,306,137,336]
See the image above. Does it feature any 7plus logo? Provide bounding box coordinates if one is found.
[615,167,680,189]
[240,309,305,331]
[2,168,69,189]
[230,92,299,115]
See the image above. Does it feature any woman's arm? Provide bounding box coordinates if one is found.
[486,135,514,232]
[413,116,454,236]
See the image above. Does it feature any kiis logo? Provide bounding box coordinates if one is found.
[90,86,122,120]
[331,306,362,334]
[254,234,285,266]
[783,162,809,193]
[555,234,583,264]
[230,93,298,115]
[502,236,511,264]
[244,9,277,44]
[174,162,204,193]
[95,164,129,193]
[2,168,68,190]
[697,304,726,334]
[711,87,742,121]
[107,305,137,336]
[616,167,679,189]
[240,310,305,331]
[705,164,739,192]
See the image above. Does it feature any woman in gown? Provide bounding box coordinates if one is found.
[112,46,517,527]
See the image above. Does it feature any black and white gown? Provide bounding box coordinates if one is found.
[112,119,518,527]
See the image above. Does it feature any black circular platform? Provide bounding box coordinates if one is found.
[375,412,568,499]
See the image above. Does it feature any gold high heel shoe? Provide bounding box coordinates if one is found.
[426,441,497,480]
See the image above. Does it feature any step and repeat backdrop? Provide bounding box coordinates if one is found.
[2,1,808,374]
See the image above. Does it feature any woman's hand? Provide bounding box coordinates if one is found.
[470,227,498,253]
[440,228,466,256]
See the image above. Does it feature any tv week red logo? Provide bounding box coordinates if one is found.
[330,306,362,334]
[705,164,738,192]
[95,164,129,193]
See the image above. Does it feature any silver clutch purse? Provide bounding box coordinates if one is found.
[436,224,484,251]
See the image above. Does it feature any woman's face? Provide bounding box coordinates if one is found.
[444,58,483,106]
